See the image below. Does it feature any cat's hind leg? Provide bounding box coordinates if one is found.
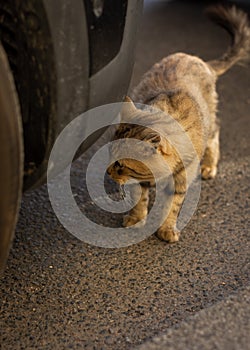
[201,124,220,180]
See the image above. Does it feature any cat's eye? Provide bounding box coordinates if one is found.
[114,160,122,168]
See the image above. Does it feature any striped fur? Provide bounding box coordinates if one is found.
[107,6,250,242]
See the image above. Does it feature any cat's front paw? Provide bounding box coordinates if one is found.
[123,214,146,228]
[156,227,180,243]
[201,165,217,180]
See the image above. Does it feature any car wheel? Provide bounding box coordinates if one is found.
[0,42,23,274]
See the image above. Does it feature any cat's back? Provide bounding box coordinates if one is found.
[131,53,216,104]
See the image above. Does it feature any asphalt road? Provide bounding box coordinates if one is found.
[1,1,250,349]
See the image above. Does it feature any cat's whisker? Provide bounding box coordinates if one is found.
[119,184,126,200]
[117,185,136,212]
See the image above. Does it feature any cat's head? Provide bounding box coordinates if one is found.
[107,97,172,184]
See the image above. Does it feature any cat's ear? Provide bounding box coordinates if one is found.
[159,138,172,155]
[120,96,137,121]
[124,96,134,103]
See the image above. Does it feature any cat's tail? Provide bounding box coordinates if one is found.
[206,5,250,76]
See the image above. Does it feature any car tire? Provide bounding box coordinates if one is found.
[0,42,23,274]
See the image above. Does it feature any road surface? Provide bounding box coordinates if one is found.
[1,1,249,349]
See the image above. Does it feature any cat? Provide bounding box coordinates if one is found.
[107,5,250,243]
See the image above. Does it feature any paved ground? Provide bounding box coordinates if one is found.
[1,1,249,349]
[138,286,250,350]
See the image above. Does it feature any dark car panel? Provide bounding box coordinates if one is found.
[0,0,143,271]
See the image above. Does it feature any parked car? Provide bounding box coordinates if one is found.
[0,0,143,272]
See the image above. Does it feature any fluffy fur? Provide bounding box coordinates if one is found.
[107,5,250,242]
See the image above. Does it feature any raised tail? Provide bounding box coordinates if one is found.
[206,5,250,76]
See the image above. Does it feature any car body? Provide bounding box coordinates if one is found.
[0,0,143,272]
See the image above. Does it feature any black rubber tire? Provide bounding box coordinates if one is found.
[0,42,23,274]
